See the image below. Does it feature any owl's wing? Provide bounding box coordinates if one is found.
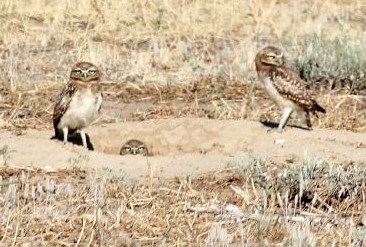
[53,81,78,130]
[271,67,319,111]
[98,91,103,114]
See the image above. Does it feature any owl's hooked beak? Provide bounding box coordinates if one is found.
[131,147,138,155]
[82,72,88,79]
[276,52,284,65]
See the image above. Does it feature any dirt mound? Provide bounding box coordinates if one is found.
[1,118,365,183]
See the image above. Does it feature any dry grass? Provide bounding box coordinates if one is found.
[0,0,365,132]
[0,76,365,133]
[0,0,366,89]
[1,157,366,246]
[1,0,366,245]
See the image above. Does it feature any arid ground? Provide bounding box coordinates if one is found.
[2,118,366,180]
[1,0,366,246]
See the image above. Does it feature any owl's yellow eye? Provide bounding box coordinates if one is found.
[74,70,82,74]
[89,70,96,74]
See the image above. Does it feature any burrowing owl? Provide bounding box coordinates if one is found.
[53,62,103,149]
[120,139,149,156]
[255,46,326,131]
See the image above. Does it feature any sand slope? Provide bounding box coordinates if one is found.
[1,118,365,181]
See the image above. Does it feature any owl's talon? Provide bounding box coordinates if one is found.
[267,128,284,133]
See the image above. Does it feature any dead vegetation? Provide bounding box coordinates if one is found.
[1,157,366,246]
[0,0,365,132]
[0,75,365,133]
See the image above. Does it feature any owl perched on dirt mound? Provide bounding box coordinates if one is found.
[53,62,102,149]
[255,46,325,131]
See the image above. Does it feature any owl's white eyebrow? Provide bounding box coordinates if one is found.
[266,53,276,57]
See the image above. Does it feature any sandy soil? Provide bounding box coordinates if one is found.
[1,118,365,183]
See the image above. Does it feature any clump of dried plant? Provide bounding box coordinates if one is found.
[0,158,366,246]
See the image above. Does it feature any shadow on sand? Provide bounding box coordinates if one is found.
[51,132,94,150]
[259,120,312,131]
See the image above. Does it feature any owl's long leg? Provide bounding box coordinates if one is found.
[278,107,293,130]
[305,111,312,129]
[297,110,312,130]
[80,130,88,149]
[62,127,68,144]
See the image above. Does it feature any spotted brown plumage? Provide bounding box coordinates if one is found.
[271,67,325,114]
[53,62,103,148]
[53,82,77,137]
[255,46,325,131]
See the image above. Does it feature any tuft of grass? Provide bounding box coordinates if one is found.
[101,167,126,184]
[286,224,316,247]
[67,153,90,166]
[0,145,15,166]
[237,154,366,209]
[290,35,366,93]
[205,223,233,247]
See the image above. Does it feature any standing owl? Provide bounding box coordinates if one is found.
[53,62,103,149]
[255,46,326,131]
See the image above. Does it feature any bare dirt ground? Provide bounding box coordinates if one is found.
[1,116,366,246]
[0,76,365,181]
[1,117,365,181]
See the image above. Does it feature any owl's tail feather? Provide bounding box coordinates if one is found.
[314,102,326,114]
[53,118,64,140]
